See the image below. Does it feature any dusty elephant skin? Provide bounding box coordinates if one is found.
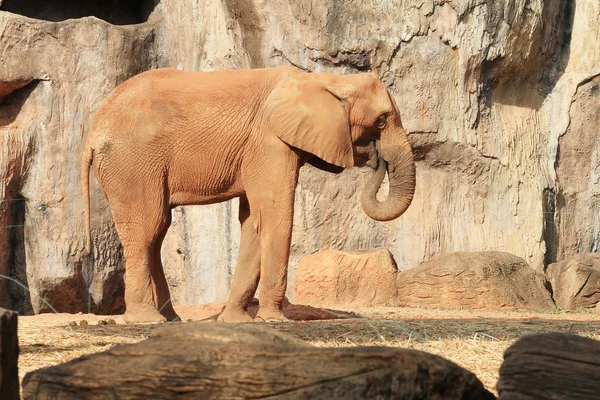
[22,323,494,400]
[82,66,416,324]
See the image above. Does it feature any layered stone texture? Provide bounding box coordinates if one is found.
[295,250,553,311]
[295,248,399,308]
[396,252,553,311]
[0,9,158,313]
[546,254,600,311]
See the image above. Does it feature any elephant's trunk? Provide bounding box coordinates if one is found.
[360,130,416,222]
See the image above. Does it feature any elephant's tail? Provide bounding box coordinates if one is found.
[82,140,94,256]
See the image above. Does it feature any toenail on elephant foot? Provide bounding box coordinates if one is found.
[123,309,167,324]
[254,310,290,323]
[217,308,254,323]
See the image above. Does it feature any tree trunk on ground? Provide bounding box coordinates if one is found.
[23,323,494,400]
[0,308,19,400]
[497,333,600,399]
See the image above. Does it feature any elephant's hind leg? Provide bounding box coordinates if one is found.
[112,205,171,324]
[151,215,180,322]
[218,197,260,323]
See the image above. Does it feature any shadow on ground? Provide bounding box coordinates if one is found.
[268,317,600,345]
[44,312,600,346]
[174,298,359,322]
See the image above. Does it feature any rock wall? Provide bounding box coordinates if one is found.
[0,5,159,313]
[1,0,599,313]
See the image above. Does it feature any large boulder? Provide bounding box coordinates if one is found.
[396,252,554,311]
[294,248,399,308]
[545,254,600,311]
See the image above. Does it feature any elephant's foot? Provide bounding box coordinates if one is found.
[217,306,254,323]
[254,308,290,323]
[123,307,167,324]
[159,303,181,322]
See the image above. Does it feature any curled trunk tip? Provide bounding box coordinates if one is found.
[361,148,416,222]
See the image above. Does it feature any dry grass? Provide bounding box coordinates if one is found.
[272,307,600,394]
[18,314,146,383]
[18,306,600,396]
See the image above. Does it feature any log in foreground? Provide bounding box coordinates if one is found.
[497,332,600,399]
[0,308,19,400]
[23,323,494,399]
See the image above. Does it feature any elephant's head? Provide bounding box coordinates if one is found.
[265,71,416,221]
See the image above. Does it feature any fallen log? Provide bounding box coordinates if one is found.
[497,332,600,399]
[0,308,19,400]
[23,323,494,399]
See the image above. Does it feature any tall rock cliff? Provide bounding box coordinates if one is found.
[0,0,598,313]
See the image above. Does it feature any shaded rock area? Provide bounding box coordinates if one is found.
[545,254,600,311]
[22,323,494,399]
[295,250,554,312]
[553,75,600,262]
[497,333,600,400]
[1,0,599,314]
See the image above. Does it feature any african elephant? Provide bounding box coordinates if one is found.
[82,66,416,323]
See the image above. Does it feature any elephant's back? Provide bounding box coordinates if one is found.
[89,66,301,141]
[106,65,301,102]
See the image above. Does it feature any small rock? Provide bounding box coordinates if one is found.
[68,321,77,327]
[295,248,398,308]
[97,320,107,326]
[79,320,88,326]
[546,254,600,311]
[107,319,116,325]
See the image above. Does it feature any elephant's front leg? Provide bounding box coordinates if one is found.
[252,192,295,322]
[241,141,300,322]
[218,197,261,323]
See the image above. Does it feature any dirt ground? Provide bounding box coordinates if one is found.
[18,304,600,396]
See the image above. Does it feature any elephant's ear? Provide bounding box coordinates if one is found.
[265,74,354,169]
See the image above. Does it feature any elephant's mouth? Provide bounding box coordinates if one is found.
[353,140,379,170]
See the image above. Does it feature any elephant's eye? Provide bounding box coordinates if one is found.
[376,114,387,129]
